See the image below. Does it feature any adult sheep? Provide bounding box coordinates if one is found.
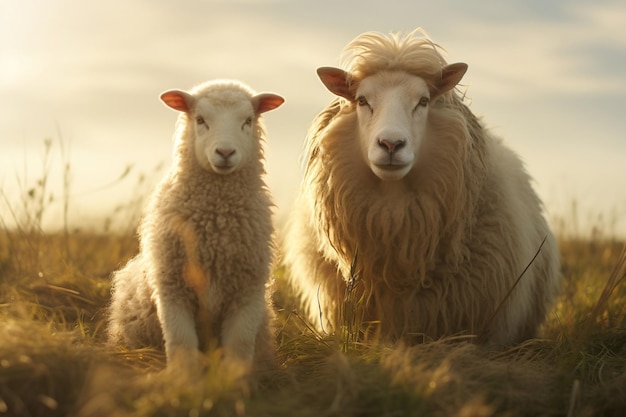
[107,80,284,370]
[282,30,560,347]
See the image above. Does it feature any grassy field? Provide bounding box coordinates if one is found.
[1,225,624,417]
[1,148,625,416]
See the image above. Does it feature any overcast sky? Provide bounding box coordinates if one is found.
[1,0,625,237]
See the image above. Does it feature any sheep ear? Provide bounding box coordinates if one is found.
[317,67,354,101]
[160,90,194,113]
[252,93,285,114]
[433,63,468,97]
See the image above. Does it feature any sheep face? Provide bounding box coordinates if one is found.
[317,63,468,181]
[354,71,430,181]
[160,86,284,175]
[192,97,257,174]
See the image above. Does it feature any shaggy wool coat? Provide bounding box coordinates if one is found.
[283,31,560,347]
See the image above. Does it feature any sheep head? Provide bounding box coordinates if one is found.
[161,86,284,174]
[317,63,467,181]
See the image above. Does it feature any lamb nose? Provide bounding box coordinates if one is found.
[216,148,236,159]
[378,139,406,154]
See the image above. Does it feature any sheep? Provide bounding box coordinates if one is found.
[282,29,560,348]
[107,79,284,371]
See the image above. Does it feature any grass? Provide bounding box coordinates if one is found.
[1,141,625,416]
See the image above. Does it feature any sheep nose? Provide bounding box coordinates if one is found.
[216,148,236,159]
[377,139,406,154]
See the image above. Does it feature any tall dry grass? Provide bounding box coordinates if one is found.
[0,140,625,416]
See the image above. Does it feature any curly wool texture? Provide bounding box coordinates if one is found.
[107,81,277,367]
[283,30,560,346]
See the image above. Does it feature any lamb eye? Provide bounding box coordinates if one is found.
[242,116,253,129]
[196,116,206,126]
[418,96,430,107]
[356,96,369,107]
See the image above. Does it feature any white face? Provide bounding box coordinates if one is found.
[355,71,431,181]
[192,97,257,174]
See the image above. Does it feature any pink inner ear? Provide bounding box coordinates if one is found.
[317,67,354,101]
[161,91,190,112]
[435,63,468,96]
[254,93,285,114]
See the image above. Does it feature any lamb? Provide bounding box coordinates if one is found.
[282,29,560,347]
[107,80,284,370]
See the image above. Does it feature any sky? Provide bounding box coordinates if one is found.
[1,0,625,237]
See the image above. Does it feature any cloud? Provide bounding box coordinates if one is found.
[1,0,625,235]
[442,2,626,98]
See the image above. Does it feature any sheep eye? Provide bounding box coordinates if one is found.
[242,116,253,129]
[356,96,369,107]
[412,97,430,113]
[196,116,206,126]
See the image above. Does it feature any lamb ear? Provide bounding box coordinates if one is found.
[317,67,354,101]
[252,93,285,114]
[160,90,194,113]
[433,63,468,97]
